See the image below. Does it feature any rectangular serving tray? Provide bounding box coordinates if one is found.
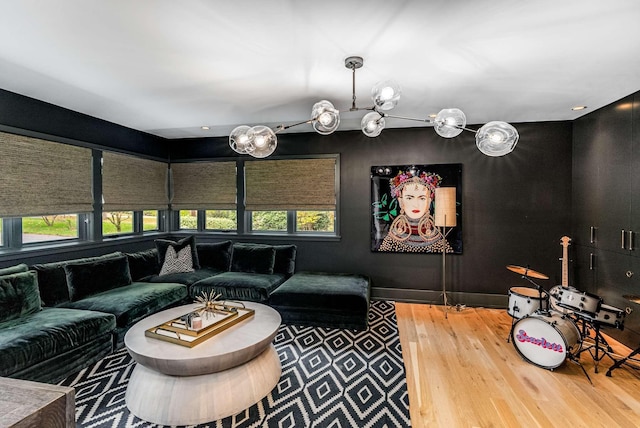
[145,303,255,348]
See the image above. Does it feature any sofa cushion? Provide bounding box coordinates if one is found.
[0,307,116,379]
[0,271,42,323]
[155,236,200,270]
[273,244,297,277]
[231,243,276,274]
[64,254,132,301]
[159,245,194,275]
[146,267,224,286]
[125,248,160,281]
[190,272,286,303]
[0,263,29,276]
[61,282,188,329]
[197,241,233,271]
[31,252,124,307]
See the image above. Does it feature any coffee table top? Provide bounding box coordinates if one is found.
[125,301,281,376]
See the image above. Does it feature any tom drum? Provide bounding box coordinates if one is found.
[550,286,601,316]
[507,286,549,319]
[511,312,581,370]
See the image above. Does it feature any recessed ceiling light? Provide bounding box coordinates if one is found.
[201,126,210,130]
[571,106,587,111]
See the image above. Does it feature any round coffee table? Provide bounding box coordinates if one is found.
[124,301,281,426]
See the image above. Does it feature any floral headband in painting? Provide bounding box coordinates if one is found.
[389,170,442,199]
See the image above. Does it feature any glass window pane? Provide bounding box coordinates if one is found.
[205,210,237,231]
[179,210,198,230]
[251,211,287,232]
[103,211,134,235]
[0,219,3,246]
[143,210,159,231]
[296,211,335,232]
[22,214,79,243]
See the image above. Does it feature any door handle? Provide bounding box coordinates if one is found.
[622,229,626,249]
[590,226,596,244]
[629,230,634,251]
[589,253,595,270]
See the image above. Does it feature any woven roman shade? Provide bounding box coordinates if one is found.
[170,161,237,210]
[102,151,168,211]
[0,131,93,217]
[245,158,336,211]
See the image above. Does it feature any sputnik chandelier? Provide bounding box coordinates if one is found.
[229,56,519,158]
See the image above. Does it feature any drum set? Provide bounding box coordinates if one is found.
[506,265,626,381]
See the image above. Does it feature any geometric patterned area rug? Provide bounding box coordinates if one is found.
[60,300,412,428]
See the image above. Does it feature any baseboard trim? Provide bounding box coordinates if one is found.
[371,287,508,309]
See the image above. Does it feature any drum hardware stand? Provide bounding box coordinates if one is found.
[606,345,640,377]
[567,352,593,385]
[576,318,619,373]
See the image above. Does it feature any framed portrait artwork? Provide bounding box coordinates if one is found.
[371,163,462,254]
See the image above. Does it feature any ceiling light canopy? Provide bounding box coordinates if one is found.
[229,56,519,158]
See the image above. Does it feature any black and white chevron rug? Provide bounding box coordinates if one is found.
[60,300,411,428]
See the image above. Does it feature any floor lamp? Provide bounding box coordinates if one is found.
[434,187,457,318]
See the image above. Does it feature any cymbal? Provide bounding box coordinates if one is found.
[506,265,549,280]
[623,295,640,305]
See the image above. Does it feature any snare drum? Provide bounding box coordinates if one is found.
[549,285,573,314]
[591,304,626,330]
[511,312,581,369]
[552,286,602,316]
[507,286,549,319]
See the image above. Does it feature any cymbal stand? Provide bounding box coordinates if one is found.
[606,345,640,377]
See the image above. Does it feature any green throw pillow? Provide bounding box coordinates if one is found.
[230,243,276,274]
[0,271,42,323]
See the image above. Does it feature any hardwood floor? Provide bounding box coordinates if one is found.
[396,302,640,427]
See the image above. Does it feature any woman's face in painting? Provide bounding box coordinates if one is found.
[400,183,430,219]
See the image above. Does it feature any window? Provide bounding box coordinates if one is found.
[251,211,287,232]
[205,210,236,231]
[179,210,198,230]
[245,157,338,235]
[22,214,79,244]
[143,210,159,231]
[102,151,168,236]
[102,211,134,236]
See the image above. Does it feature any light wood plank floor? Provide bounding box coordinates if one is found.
[396,302,640,428]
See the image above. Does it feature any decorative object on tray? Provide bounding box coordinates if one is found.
[145,300,254,348]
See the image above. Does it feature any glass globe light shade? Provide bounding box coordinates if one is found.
[311,100,340,135]
[247,125,277,158]
[434,108,466,138]
[371,80,401,111]
[229,125,253,154]
[475,121,519,156]
[361,111,386,137]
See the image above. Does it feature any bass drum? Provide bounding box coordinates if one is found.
[511,312,581,370]
[507,286,548,319]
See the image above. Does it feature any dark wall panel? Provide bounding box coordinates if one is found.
[171,121,573,305]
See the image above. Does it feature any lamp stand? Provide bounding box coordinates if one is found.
[440,214,453,319]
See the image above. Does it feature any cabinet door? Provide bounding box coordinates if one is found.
[572,114,601,248]
[630,93,640,251]
[573,244,596,294]
[592,97,634,253]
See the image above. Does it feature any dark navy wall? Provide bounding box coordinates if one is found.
[170,121,573,306]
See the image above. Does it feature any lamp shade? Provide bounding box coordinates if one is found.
[311,100,340,135]
[434,108,466,138]
[371,80,401,111]
[247,125,277,158]
[434,187,457,227]
[361,112,385,137]
[229,125,253,154]
[475,121,519,157]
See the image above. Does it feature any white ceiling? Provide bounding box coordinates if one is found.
[1,0,639,139]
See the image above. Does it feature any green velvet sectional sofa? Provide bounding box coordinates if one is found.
[0,238,370,385]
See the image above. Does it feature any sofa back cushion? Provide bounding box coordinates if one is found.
[197,241,233,271]
[0,263,29,276]
[125,248,160,281]
[31,252,125,306]
[0,271,42,323]
[64,254,132,301]
[273,245,297,277]
[230,243,276,274]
